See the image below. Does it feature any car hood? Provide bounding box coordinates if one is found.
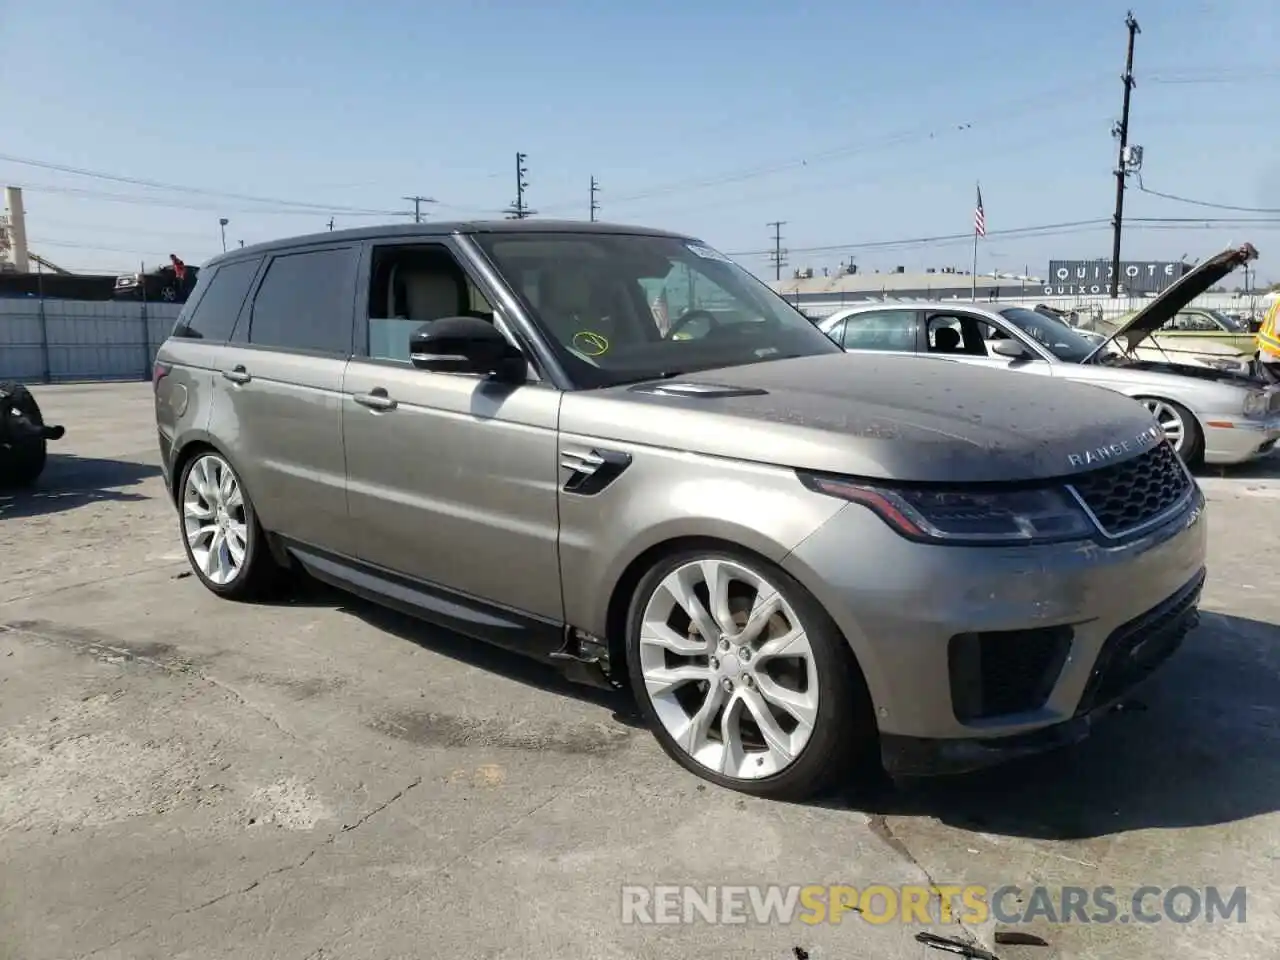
[1082,242,1259,363]
[560,354,1165,484]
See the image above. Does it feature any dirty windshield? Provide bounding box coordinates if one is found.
[472,232,842,387]
[999,307,1100,363]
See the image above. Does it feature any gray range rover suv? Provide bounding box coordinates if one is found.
[154,221,1207,800]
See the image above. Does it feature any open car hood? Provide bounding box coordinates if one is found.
[1082,242,1259,364]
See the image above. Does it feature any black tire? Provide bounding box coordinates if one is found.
[177,451,280,600]
[0,382,49,489]
[624,546,878,801]
[1137,396,1204,466]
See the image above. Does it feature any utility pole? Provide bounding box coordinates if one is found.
[590,176,601,222]
[327,217,335,232]
[767,221,788,281]
[1109,10,1141,298]
[403,195,435,224]
[505,152,535,219]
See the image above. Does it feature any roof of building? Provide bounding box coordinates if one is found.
[768,271,1044,296]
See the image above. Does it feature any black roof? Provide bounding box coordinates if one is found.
[205,219,694,269]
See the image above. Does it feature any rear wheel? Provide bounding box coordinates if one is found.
[178,452,279,599]
[0,382,49,488]
[625,547,876,800]
[1138,396,1203,465]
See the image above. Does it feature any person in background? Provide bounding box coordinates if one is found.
[1256,297,1280,382]
[169,254,187,291]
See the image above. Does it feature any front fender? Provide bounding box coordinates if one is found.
[557,448,844,636]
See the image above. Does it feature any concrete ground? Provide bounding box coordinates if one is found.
[2,381,1278,960]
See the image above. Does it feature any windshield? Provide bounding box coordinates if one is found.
[471,232,842,388]
[998,307,1100,363]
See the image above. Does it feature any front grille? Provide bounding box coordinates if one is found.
[1074,569,1204,716]
[1068,442,1191,537]
[948,626,1074,722]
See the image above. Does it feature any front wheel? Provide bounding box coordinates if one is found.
[178,451,279,599]
[1137,396,1204,465]
[624,548,876,800]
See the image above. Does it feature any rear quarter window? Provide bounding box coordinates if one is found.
[172,258,261,341]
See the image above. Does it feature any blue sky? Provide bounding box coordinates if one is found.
[3,0,1278,284]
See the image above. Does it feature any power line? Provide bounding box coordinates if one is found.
[536,77,1122,214]
[0,151,409,216]
[726,219,1112,258]
[1135,178,1280,214]
[12,180,408,218]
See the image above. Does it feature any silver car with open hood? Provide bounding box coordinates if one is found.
[822,243,1280,465]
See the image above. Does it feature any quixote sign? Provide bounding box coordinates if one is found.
[1044,259,1190,296]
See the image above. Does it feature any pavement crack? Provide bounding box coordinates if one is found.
[868,814,989,952]
[99,777,422,944]
[338,776,422,834]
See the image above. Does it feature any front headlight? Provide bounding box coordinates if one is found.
[1243,390,1270,417]
[1202,357,1244,372]
[799,474,1096,544]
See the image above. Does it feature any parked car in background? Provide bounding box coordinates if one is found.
[114,264,200,303]
[154,220,1208,799]
[820,244,1280,466]
[1082,303,1256,374]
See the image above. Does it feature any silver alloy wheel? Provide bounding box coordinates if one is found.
[638,558,819,779]
[182,454,249,586]
[1142,399,1187,452]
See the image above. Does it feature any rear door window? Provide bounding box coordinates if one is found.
[172,258,260,341]
[842,309,918,351]
[247,247,358,355]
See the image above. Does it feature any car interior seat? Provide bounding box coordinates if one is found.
[933,326,961,353]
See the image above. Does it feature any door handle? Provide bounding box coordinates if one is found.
[222,365,251,384]
[353,388,397,411]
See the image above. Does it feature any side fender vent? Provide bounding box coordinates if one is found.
[560,447,633,496]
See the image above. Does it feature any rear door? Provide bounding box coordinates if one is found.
[836,308,923,356]
[210,243,359,556]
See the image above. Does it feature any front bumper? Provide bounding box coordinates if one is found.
[881,569,1202,776]
[1203,414,1280,465]
[781,489,1207,750]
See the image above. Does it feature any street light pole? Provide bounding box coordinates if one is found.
[219,218,229,253]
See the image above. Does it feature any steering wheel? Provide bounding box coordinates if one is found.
[666,309,721,341]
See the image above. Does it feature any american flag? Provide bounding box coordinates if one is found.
[974,184,986,238]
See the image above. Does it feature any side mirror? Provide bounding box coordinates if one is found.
[409,316,526,380]
[990,338,1029,359]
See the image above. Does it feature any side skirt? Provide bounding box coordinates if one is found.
[275,537,616,690]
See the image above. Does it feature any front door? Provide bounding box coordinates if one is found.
[340,239,565,624]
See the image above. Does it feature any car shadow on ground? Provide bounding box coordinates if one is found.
[0,455,160,520]
[1192,452,1280,480]
[271,575,648,729]
[828,611,1280,839]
